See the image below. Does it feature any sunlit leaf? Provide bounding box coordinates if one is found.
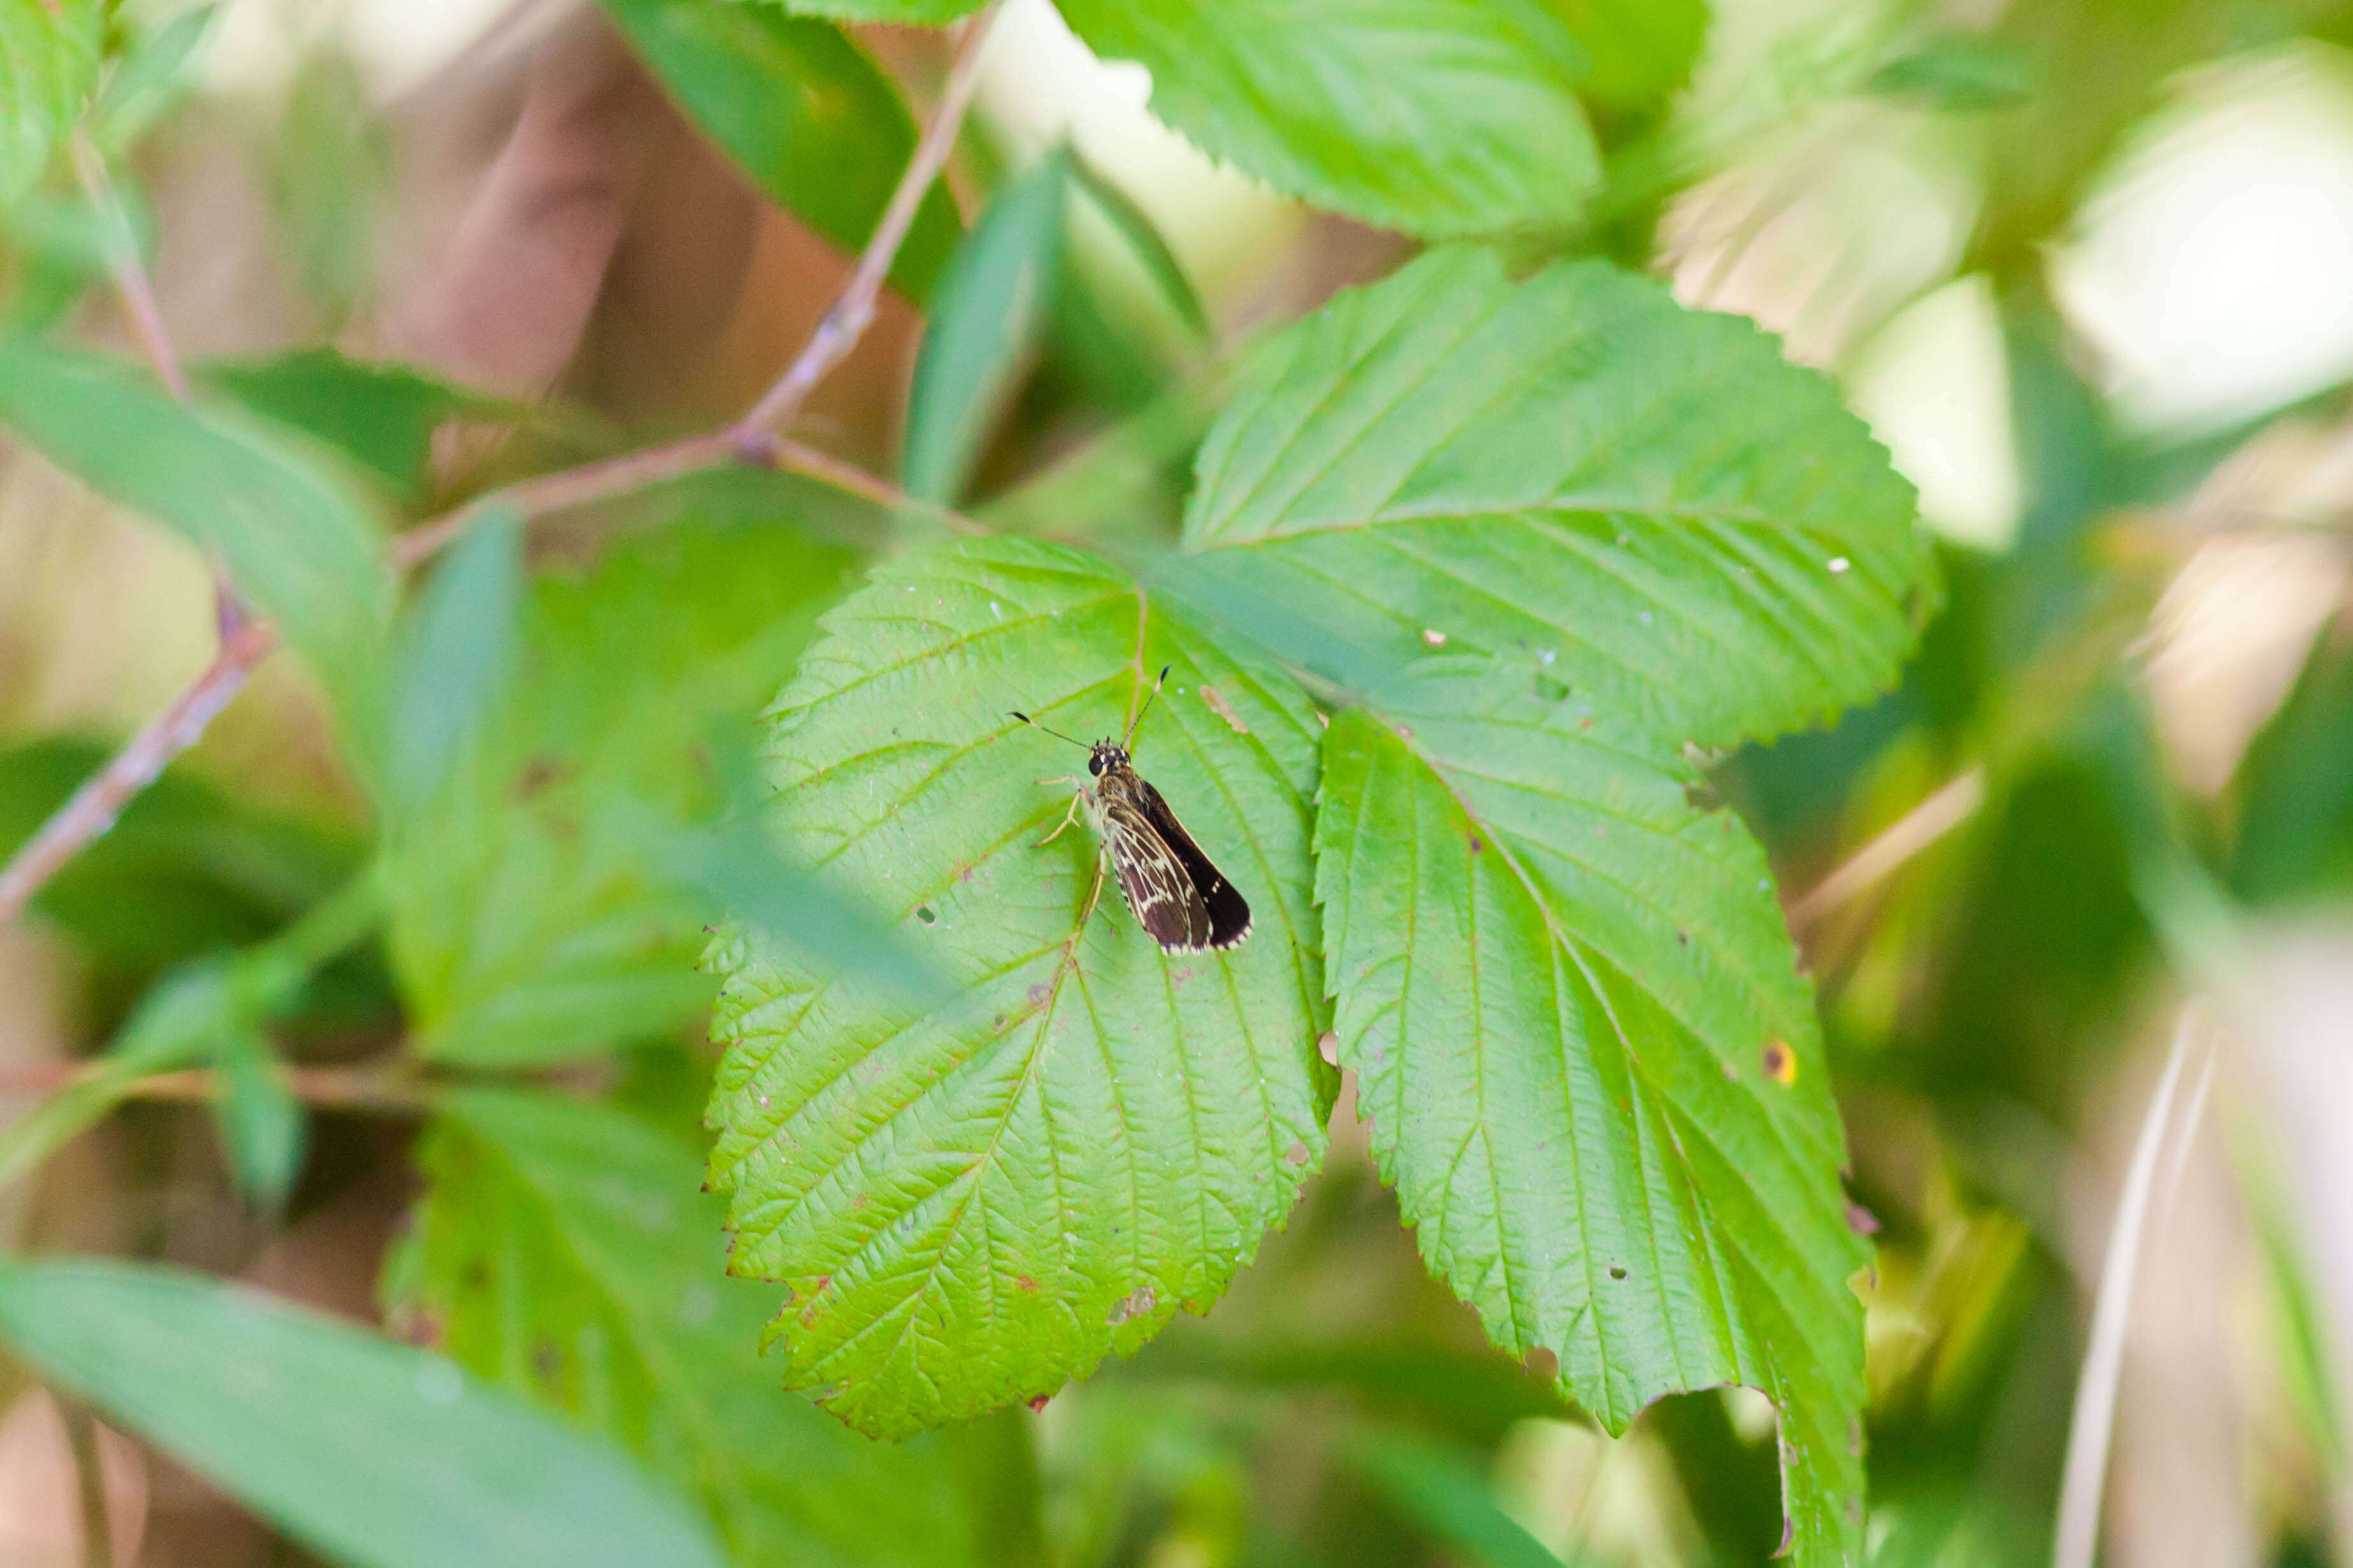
[0,1259,727,1568]
[706,535,1332,1436]
[902,151,1068,505]
[1183,246,1930,747]
[600,0,959,299]
[398,1088,991,1566]
[1055,0,1600,238]
[0,0,101,203]
[1315,663,1866,1560]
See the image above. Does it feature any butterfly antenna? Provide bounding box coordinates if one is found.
[1010,710,1087,749]
[1123,665,1171,749]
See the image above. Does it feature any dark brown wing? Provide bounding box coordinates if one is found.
[1098,788,1212,951]
[1121,772,1251,952]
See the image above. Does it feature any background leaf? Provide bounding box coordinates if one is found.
[1053,0,1601,238]
[388,507,524,812]
[1314,664,1867,1563]
[0,341,394,752]
[0,0,102,204]
[397,1087,991,1566]
[201,349,505,505]
[384,516,858,1066]
[1549,0,1709,110]
[706,535,1332,1435]
[902,150,1069,505]
[1181,246,1931,747]
[599,0,960,300]
[0,1259,728,1568]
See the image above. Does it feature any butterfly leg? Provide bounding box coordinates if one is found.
[1034,780,1090,849]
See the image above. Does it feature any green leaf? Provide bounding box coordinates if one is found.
[1867,34,2036,112]
[0,0,101,204]
[87,4,217,154]
[706,535,1331,1436]
[1067,150,1210,341]
[1314,661,1867,1564]
[210,1025,308,1210]
[2231,626,2353,907]
[1182,246,1931,748]
[385,518,858,1066]
[0,1259,727,1568]
[0,340,394,755]
[902,151,1069,505]
[0,737,363,978]
[1340,1427,1570,1568]
[399,1087,989,1566]
[1549,0,1708,110]
[200,349,505,505]
[389,508,524,811]
[598,0,959,300]
[1053,0,1601,238]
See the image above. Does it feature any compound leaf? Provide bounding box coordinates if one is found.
[706,534,1330,1436]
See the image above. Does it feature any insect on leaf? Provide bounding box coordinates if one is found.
[706,535,1331,1436]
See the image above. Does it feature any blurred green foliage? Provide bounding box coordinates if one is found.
[0,0,2349,1565]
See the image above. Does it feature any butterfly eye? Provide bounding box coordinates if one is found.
[1088,753,1106,777]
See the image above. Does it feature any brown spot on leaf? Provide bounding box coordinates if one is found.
[1107,1285,1158,1326]
[1763,1040,1796,1085]
[1200,684,1250,733]
[1845,1202,1880,1236]
[1025,983,1051,1008]
[1016,1274,1040,1293]
[513,753,574,800]
[1468,835,1483,853]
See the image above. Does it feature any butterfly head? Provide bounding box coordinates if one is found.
[1088,742,1130,778]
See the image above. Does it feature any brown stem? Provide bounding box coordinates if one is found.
[0,593,278,926]
[73,134,189,402]
[0,1060,433,1113]
[738,3,1003,436]
[4,18,1002,927]
[1785,765,1986,934]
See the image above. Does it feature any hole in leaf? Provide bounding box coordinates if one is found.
[916,905,937,926]
[1608,1265,1628,1281]
[1523,1345,1559,1380]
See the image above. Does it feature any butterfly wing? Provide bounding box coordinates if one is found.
[1125,774,1252,952]
[1098,785,1214,952]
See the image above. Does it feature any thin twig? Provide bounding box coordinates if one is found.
[72,134,188,402]
[387,3,1004,572]
[2052,1010,2201,1568]
[1786,765,1987,933]
[0,1059,432,1113]
[739,3,1002,435]
[4,17,1002,926]
[0,619,276,923]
